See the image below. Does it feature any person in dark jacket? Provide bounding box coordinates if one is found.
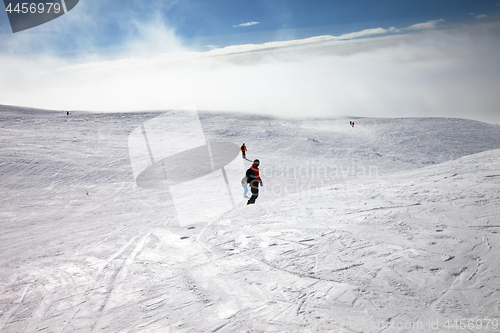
[246,159,262,205]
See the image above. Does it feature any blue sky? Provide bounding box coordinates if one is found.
[1,0,499,55]
[1,0,499,123]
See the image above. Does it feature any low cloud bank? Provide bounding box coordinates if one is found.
[1,19,499,124]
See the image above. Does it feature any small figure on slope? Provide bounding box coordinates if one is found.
[351,121,355,127]
[246,159,263,205]
[241,143,247,159]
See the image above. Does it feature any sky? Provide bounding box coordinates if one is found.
[1,0,500,123]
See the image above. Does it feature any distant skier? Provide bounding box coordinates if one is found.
[241,176,249,198]
[66,111,69,116]
[241,143,247,159]
[246,159,262,205]
[352,121,355,127]
[349,121,352,126]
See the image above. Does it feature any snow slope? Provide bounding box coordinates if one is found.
[0,105,499,332]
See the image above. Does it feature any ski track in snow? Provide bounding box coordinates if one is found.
[1,106,500,332]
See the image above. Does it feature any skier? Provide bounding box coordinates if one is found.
[246,159,262,205]
[241,176,249,198]
[240,143,247,159]
[352,121,355,127]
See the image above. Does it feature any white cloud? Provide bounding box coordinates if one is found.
[404,19,445,31]
[1,21,499,125]
[336,27,400,40]
[233,22,260,28]
[476,15,488,19]
[192,27,401,57]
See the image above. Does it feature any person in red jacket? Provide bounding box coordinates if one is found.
[246,159,262,205]
[241,143,247,158]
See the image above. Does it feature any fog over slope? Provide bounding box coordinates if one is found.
[1,22,500,124]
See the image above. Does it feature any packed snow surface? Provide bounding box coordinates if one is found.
[1,105,499,332]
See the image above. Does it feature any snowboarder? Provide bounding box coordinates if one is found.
[246,159,262,205]
[241,176,249,198]
[241,143,247,159]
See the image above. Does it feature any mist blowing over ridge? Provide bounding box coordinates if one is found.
[0,0,499,123]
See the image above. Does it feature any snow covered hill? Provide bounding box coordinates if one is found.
[0,105,499,332]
